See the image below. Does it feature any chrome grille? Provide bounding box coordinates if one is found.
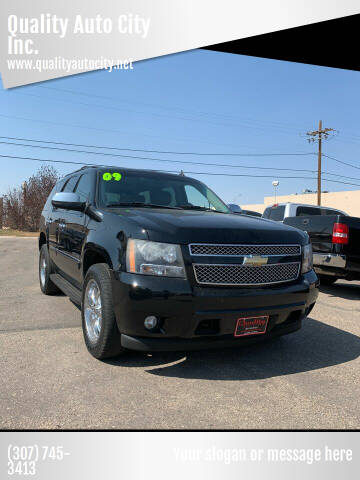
[190,244,301,256]
[193,262,300,286]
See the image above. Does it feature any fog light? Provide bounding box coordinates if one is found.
[144,315,158,330]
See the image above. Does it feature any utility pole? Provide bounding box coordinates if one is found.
[317,120,322,206]
[306,121,335,206]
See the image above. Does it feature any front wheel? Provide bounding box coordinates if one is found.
[39,244,61,295]
[82,263,125,359]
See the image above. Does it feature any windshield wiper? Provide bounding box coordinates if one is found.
[179,205,225,213]
[105,202,182,210]
[106,202,225,213]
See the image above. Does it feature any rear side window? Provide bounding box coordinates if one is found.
[296,206,321,216]
[323,208,342,216]
[262,208,271,219]
[264,205,285,221]
[56,179,66,192]
[74,173,93,202]
[62,175,80,193]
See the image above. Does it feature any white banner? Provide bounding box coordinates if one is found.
[1,432,359,479]
[1,0,360,88]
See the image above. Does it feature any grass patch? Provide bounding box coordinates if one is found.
[0,229,38,237]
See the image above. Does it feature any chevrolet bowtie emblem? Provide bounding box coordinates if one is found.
[243,255,269,266]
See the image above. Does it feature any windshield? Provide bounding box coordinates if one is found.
[97,170,229,213]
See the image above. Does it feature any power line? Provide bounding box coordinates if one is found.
[196,172,360,187]
[0,112,310,151]
[2,137,360,182]
[36,85,309,133]
[12,89,302,136]
[323,153,360,171]
[0,134,315,157]
[1,153,360,186]
[0,154,95,167]
[0,139,322,174]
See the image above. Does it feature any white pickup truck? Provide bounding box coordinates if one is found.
[262,202,347,222]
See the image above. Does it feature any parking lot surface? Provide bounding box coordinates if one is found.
[1,237,359,429]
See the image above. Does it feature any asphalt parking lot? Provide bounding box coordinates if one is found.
[1,237,359,429]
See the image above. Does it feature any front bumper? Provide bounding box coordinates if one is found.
[110,269,319,352]
[121,316,304,351]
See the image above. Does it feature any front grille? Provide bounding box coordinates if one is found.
[189,244,301,256]
[193,262,300,286]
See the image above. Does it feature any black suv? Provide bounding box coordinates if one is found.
[39,166,318,359]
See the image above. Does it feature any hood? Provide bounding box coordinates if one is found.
[106,207,307,245]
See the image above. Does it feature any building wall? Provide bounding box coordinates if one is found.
[241,190,360,217]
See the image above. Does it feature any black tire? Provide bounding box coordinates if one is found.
[81,263,125,359]
[39,244,61,295]
[319,275,338,286]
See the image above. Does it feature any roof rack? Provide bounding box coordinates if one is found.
[79,165,99,170]
[67,165,100,175]
[63,165,192,178]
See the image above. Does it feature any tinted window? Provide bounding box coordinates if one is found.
[74,173,93,202]
[323,208,342,216]
[266,206,285,221]
[56,179,66,192]
[296,206,321,216]
[43,185,57,211]
[62,175,80,193]
[262,207,271,219]
[43,179,68,211]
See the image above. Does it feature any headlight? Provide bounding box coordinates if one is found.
[126,239,186,278]
[301,243,313,274]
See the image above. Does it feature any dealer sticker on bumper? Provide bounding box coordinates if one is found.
[234,316,269,337]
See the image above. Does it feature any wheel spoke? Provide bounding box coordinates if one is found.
[94,318,101,336]
[94,295,101,310]
[88,287,96,307]
[84,279,102,343]
[40,254,47,286]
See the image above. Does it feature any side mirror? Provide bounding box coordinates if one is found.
[228,203,243,214]
[52,192,86,212]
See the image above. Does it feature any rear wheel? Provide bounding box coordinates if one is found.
[82,263,125,359]
[39,244,61,295]
[318,275,338,286]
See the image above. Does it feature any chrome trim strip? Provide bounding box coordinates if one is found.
[56,248,80,263]
[193,262,300,286]
[189,243,301,257]
[313,253,346,269]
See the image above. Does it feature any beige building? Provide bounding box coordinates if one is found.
[241,190,360,217]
